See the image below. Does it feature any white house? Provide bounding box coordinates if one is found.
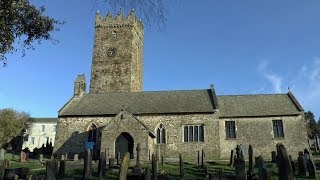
[22,118,57,151]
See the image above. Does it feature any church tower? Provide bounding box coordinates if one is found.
[89,11,144,93]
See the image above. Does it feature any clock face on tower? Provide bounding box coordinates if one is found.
[107,47,117,57]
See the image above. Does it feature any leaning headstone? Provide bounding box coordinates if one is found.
[98,152,106,179]
[39,154,43,163]
[277,144,294,180]
[179,154,184,179]
[307,159,316,178]
[73,154,79,162]
[0,149,5,160]
[271,151,276,163]
[119,152,130,180]
[83,149,92,180]
[229,150,234,166]
[58,160,65,177]
[298,151,306,176]
[234,157,246,180]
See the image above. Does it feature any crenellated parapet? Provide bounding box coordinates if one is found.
[95,10,143,34]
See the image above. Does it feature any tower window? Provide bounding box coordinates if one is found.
[156,124,166,144]
[112,31,117,37]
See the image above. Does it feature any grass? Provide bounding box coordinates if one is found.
[2,154,320,180]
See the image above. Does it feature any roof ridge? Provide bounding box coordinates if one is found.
[217,93,288,97]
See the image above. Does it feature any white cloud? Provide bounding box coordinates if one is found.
[258,60,283,93]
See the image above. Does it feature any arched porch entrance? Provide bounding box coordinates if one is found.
[115,132,134,159]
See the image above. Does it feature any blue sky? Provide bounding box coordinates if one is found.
[1,0,320,118]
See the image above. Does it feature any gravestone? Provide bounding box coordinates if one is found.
[229,150,234,166]
[83,149,92,180]
[58,160,65,177]
[0,159,9,180]
[98,152,106,179]
[39,154,43,163]
[298,151,306,176]
[234,157,246,180]
[261,167,271,180]
[179,154,184,179]
[271,151,276,163]
[133,143,142,173]
[64,153,68,160]
[151,154,157,180]
[109,158,115,168]
[256,155,265,180]
[117,152,121,165]
[0,149,5,160]
[277,144,294,180]
[201,149,205,167]
[73,154,79,161]
[157,145,161,161]
[119,152,130,180]
[198,150,201,166]
[247,144,253,179]
[61,155,65,161]
[19,151,25,162]
[161,156,164,166]
[236,144,243,158]
[307,159,316,178]
[46,160,57,180]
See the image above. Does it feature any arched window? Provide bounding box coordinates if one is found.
[156,124,166,144]
[88,124,97,143]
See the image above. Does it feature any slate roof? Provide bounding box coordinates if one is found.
[30,118,57,123]
[59,89,216,116]
[58,89,303,117]
[217,93,303,118]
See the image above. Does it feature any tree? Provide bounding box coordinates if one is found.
[0,0,61,66]
[1,0,168,66]
[0,108,31,148]
[305,111,320,137]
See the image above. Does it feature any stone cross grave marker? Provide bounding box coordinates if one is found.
[133,143,142,173]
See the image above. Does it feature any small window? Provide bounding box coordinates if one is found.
[225,121,236,139]
[184,125,204,142]
[156,124,166,144]
[31,137,35,145]
[273,120,284,138]
[112,31,117,37]
[41,125,45,132]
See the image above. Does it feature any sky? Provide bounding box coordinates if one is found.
[1,0,320,118]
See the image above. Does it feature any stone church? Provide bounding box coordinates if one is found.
[53,11,309,161]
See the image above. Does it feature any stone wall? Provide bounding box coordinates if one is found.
[89,13,143,93]
[218,114,309,160]
[138,113,220,160]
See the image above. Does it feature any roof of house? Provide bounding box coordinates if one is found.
[58,89,303,117]
[30,118,57,123]
[59,89,216,116]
